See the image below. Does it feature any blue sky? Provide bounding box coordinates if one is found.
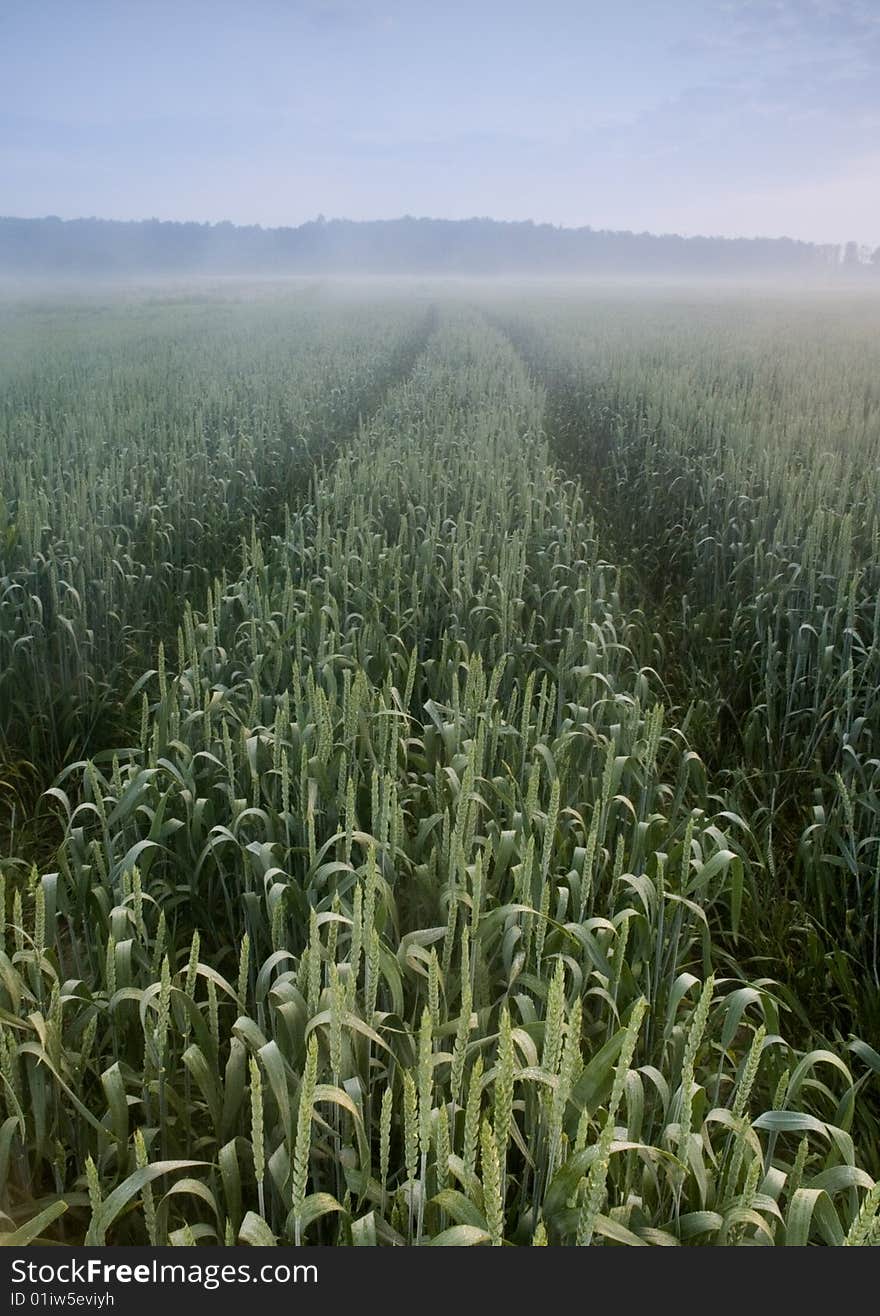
[2,0,877,244]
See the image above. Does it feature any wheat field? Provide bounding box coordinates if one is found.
[1,285,878,1246]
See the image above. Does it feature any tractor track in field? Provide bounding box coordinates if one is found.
[1,302,440,868]
[489,308,880,1059]
[488,307,737,760]
[257,301,439,533]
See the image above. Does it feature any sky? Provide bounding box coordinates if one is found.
[1,0,878,247]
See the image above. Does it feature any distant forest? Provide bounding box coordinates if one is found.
[0,214,873,278]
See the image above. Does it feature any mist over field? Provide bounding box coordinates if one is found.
[0,214,870,283]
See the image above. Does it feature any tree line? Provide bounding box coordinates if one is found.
[0,214,864,277]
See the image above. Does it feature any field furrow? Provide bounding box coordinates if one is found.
[1,298,437,849]
[495,297,880,1045]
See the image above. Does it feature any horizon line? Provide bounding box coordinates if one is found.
[0,212,853,250]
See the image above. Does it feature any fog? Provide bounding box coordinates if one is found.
[3,274,880,332]
[2,216,877,292]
